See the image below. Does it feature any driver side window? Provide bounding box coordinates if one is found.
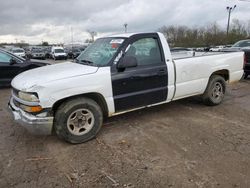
[125,37,162,66]
[0,52,12,63]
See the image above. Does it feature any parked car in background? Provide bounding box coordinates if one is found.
[209,46,225,52]
[0,48,50,86]
[231,40,250,49]
[27,48,46,60]
[10,48,26,58]
[79,46,88,52]
[222,40,250,79]
[51,46,67,60]
[44,47,51,59]
[67,48,81,59]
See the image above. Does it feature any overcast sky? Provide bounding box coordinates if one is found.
[0,0,250,44]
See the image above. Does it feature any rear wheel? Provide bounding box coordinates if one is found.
[202,75,226,106]
[54,97,103,144]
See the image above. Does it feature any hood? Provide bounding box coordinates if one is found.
[12,62,98,91]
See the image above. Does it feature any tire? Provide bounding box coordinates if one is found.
[202,75,226,106]
[54,97,103,144]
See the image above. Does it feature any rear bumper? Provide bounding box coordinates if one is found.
[8,97,53,135]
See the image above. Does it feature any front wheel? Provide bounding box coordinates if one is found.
[54,97,103,144]
[202,75,226,106]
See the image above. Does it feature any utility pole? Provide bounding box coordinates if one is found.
[124,23,128,33]
[226,5,236,36]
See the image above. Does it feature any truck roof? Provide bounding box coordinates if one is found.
[107,32,159,38]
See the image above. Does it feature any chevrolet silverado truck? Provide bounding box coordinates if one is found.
[9,32,244,143]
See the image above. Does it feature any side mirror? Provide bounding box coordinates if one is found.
[9,58,17,65]
[117,56,138,69]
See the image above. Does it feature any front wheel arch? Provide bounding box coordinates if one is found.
[54,97,103,143]
[51,92,108,118]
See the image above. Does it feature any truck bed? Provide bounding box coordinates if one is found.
[171,51,244,100]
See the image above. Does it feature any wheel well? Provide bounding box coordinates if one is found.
[51,93,109,117]
[211,69,229,81]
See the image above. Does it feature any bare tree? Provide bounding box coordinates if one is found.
[159,20,248,47]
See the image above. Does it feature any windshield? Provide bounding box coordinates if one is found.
[232,40,250,48]
[55,49,64,53]
[76,37,124,66]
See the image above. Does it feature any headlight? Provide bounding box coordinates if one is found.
[18,91,39,102]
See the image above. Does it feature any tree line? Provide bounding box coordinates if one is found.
[159,19,250,48]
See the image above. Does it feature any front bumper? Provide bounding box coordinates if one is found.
[8,97,54,135]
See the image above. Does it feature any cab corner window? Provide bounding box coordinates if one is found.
[125,37,162,66]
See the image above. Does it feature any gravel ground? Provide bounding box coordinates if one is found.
[0,77,250,188]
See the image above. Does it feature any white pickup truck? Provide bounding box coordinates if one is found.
[9,32,244,143]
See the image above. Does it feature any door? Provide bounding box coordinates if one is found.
[0,51,22,86]
[111,34,168,112]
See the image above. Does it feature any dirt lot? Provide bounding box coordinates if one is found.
[0,79,250,188]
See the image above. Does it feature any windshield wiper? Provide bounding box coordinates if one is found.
[80,59,94,65]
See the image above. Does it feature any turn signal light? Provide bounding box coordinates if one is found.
[20,105,43,113]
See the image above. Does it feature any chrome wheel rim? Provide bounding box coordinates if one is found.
[67,108,94,136]
[211,82,224,101]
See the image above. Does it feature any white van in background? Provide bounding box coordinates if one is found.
[51,46,67,60]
